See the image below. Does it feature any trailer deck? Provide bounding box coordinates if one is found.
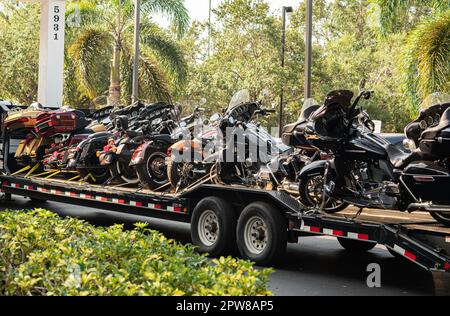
[1,173,449,273]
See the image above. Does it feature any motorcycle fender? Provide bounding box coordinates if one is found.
[298,159,335,179]
[170,140,203,159]
[129,142,151,166]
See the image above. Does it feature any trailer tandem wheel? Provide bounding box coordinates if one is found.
[337,237,377,253]
[237,202,288,266]
[191,196,237,257]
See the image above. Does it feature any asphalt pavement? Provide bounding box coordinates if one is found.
[1,195,449,296]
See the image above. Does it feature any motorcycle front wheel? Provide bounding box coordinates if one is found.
[299,173,349,213]
[430,212,450,227]
[136,150,168,190]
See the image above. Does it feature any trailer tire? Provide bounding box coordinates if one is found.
[337,238,376,253]
[191,197,237,257]
[237,202,287,266]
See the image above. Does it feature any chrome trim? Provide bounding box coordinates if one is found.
[399,175,419,202]
[408,203,450,214]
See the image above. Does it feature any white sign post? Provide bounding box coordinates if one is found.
[23,0,66,108]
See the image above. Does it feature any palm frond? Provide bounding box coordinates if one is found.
[372,0,413,33]
[120,43,172,103]
[141,0,190,37]
[138,22,188,86]
[119,44,134,104]
[402,9,450,107]
[373,0,449,33]
[138,53,172,103]
[66,1,99,24]
[68,28,113,99]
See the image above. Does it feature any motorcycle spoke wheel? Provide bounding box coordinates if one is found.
[304,175,347,213]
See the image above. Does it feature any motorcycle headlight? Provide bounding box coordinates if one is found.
[403,138,416,151]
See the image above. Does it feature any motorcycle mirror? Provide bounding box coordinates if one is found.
[359,78,366,91]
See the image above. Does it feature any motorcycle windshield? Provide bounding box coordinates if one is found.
[420,92,450,110]
[227,90,251,112]
[299,98,320,121]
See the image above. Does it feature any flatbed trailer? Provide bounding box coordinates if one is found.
[1,174,449,275]
[0,104,449,277]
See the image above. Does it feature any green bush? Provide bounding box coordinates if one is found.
[0,209,272,296]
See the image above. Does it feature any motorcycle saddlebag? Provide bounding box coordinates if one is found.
[420,127,450,157]
[401,160,450,203]
[35,110,90,136]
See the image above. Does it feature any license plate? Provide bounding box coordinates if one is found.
[116,144,125,154]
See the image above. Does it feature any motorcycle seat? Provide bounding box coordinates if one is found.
[282,105,320,134]
[282,122,300,134]
[152,134,174,144]
[127,130,142,138]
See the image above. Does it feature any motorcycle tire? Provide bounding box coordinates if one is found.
[113,160,140,185]
[136,150,168,190]
[166,157,182,189]
[299,173,349,214]
[430,212,450,227]
[78,167,110,184]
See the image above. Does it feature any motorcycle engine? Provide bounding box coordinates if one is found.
[346,161,399,208]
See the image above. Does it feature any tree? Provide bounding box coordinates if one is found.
[65,0,189,107]
[373,0,450,108]
[0,3,40,105]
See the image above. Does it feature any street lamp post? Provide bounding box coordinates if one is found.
[279,6,293,137]
[208,0,212,56]
[305,0,313,99]
[132,0,141,104]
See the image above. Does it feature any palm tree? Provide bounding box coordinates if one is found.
[373,0,449,107]
[65,0,189,107]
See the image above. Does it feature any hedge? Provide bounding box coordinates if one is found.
[0,209,272,296]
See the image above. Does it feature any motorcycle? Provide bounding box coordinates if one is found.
[101,102,180,185]
[166,90,286,192]
[297,80,450,226]
[5,103,51,166]
[69,102,145,184]
[35,107,107,173]
[130,101,206,190]
[281,98,349,212]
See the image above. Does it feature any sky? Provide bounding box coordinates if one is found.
[154,0,301,26]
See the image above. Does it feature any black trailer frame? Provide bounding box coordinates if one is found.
[0,104,449,274]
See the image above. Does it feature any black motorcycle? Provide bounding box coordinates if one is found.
[297,82,450,226]
[69,103,144,184]
[104,102,179,185]
[166,90,284,192]
[130,102,205,190]
[281,98,349,213]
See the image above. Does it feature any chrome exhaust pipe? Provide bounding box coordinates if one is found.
[408,203,450,213]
